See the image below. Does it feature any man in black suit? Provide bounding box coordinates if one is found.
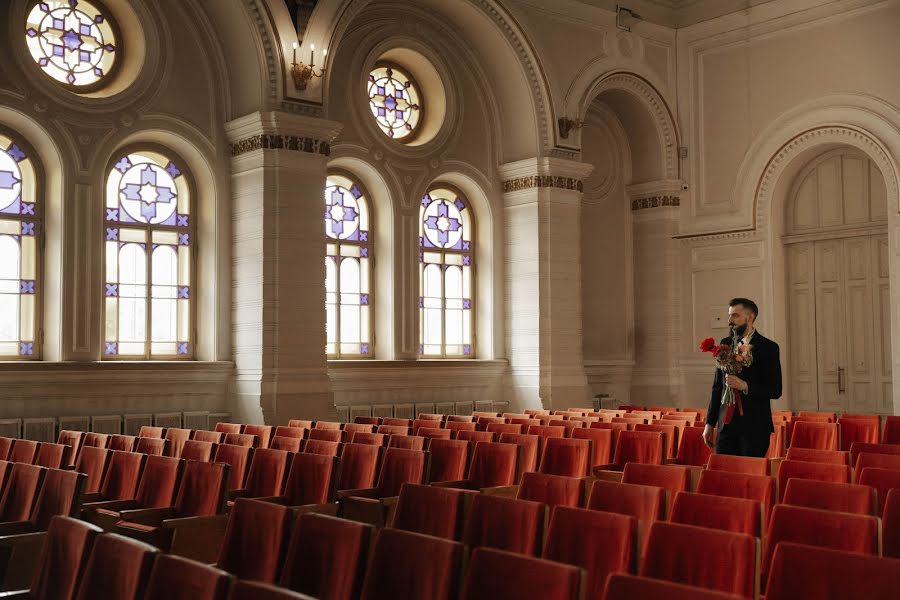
[703,298,782,457]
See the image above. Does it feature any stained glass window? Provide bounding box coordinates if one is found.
[325,174,372,358]
[25,0,117,88]
[0,133,40,359]
[104,150,192,359]
[420,187,473,358]
[367,64,421,140]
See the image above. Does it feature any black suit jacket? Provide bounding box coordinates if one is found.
[706,331,782,434]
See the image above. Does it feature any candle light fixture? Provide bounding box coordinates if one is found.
[290,41,326,91]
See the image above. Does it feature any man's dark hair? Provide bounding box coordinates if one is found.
[730,297,759,318]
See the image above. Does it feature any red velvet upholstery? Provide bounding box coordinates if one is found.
[539,437,591,477]
[29,467,86,530]
[762,504,878,589]
[0,461,11,491]
[447,415,476,422]
[767,424,786,458]
[83,433,109,449]
[75,533,158,600]
[468,442,518,488]
[315,421,342,430]
[376,425,410,437]
[622,463,689,515]
[776,459,851,500]
[445,421,477,433]
[798,411,836,421]
[275,426,307,439]
[455,430,495,444]
[884,416,900,444]
[476,417,506,431]
[361,527,463,600]
[173,460,229,517]
[642,521,755,598]
[9,439,39,464]
[790,421,840,450]
[282,452,337,505]
[223,433,257,448]
[418,427,452,443]
[387,435,424,450]
[858,466,900,516]
[839,417,881,450]
[707,453,768,476]
[572,427,614,467]
[133,455,183,508]
[603,574,745,600]
[164,428,192,458]
[0,438,13,460]
[546,420,585,436]
[242,448,290,497]
[288,419,314,429]
[302,439,341,456]
[461,547,581,600]
[462,493,544,556]
[850,441,900,467]
[280,513,371,600]
[856,451,900,474]
[390,483,467,540]
[143,554,231,600]
[35,442,71,469]
[139,426,164,439]
[308,428,346,443]
[213,444,253,490]
[242,425,273,449]
[29,516,103,600]
[783,478,876,515]
[75,446,111,494]
[108,435,137,452]
[353,416,381,425]
[215,423,242,435]
[612,431,665,467]
[428,438,469,483]
[670,491,761,537]
[57,430,85,467]
[412,419,441,435]
[228,581,315,600]
[674,426,712,466]
[884,489,900,559]
[697,470,776,524]
[591,422,629,433]
[544,506,634,599]
[498,433,541,474]
[526,425,566,442]
[135,437,167,456]
[343,423,375,436]
[181,439,216,462]
[612,417,649,427]
[588,480,665,539]
[634,424,678,458]
[766,542,900,600]
[349,432,386,447]
[370,447,425,497]
[193,430,224,444]
[217,498,291,583]
[100,451,146,501]
[517,472,582,510]
[337,443,380,491]
[785,446,849,465]
[486,423,524,436]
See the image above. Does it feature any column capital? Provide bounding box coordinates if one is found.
[225,111,343,158]
[498,157,594,193]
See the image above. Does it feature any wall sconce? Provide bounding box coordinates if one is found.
[291,42,326,91]
[558,117,584,139]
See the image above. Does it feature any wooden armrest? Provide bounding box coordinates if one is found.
[226,489,249,502]
[480,485,518,498]
[592,468,624,483]
[0,532,46,591]
[0,591,32,599]
[117,507,176,526]
[81,499,140,514]
[340,495,391,527]
[337,488,380,500]
[163,514,229,564]
[251,495,289,506]
[80,492,105,503]
[0,523,35,537]
[289,503,339,518]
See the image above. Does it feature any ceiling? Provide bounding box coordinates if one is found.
[571,0,779,28]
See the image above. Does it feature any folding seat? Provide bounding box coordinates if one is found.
[839,416,881,449]
[707,453,768,476]
[0,467,85,549]
[782,478,875,515]
[884,489,900,559]
[361,527,463,600]
[547,420,585,436]
[193,430,224,444]
[302,439,341,456]
[418,427,452,445]
[857,467,900,515]
[215,423,242,435]
[34,442,70,470]
[517,472,582,510]
[455,430,495,444]
[376,424,410,436]
[856,451,900,473]
[390,483,467,540]
[570,427,614,469]
[216,498,291,583]
[386,434,422,449]
[56,430,85,467]
[790,421,839,450]
[454,441,518,489]
[641,521,755,598]
[850,441,900,467]
[279,513,371,600]
[288,419,314,429]
[603,574,747,600]
[336,443,381,491]
[271,436,303,452]
[884,416,900,443]
[88,450,146,503]
[476,417,505,433]
[428,438,469,483]
[143,554,231,600]
[486,423,524,436]
[524,409,551,416]
[776,459,851,500]
[135,437,168,456]
[622,463,690,515]
[761,504,878,589]
[308,428,346,443]
[462,493,544,555]
[696,470,776,524]
[73,533,158,600]
[445,421,476,434]
[527,424,566,443]
[164,428,193,458]
[8,440,38,465]
[223,433,257,448]
[213,444,253,492]
[314,421,342,431]
[230,448,290,502]
[591,421,629,433]
[411,419,440,435]
[418,413,444,421]
[461,547,581,600]
[349,432,386,447]
[587,480,665,543]
[612,417,648,428]
[542,505,634,598]
[508,418,538,428]
[75,446,111,494]
[139,426,165,439]
[539,437,591,477]
[608,430,665,469]
[353,416,381,425]
[341,447,426,503]
[262,451,339,510]
[275,426,307,440]
[243,425,274,449]
[228,581,315,600]
[798,411,836,422]
[634,410,663,420]
[664,411,699,422]
[785,446,849,465]
[108,434,137,452]
[446,414,476,422]
[498,433,541,474]
[0,461,12,492]
[83,432,109,449]
[181,439,216,462]
[634,424,678,458]
[674,425,712,466]
[766,423,786,458]
[381,418,411,427]
[670,491,761,537]
[342,423,374,437]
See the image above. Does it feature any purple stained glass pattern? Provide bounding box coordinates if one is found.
[118,162,178,224]
[324,185,361,240]
[25,0,117,87]
[20,343,34,356]
[20,280,35,294]
[0,142,24,215]
[105,283,117,297]
[104,342,117,356]
[421,194,467,250]
[21,222,35,236]
[367,65,421,140]
[177,342,189,355]
[360,343,369,355]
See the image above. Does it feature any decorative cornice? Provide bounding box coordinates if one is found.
[229,134,330,157]
[631,195,680,211]
[502,175,584,193]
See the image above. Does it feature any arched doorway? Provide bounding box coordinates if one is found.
[784,148,892,414]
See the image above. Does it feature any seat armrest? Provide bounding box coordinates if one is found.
[116,507,176,526]
[81,499,140,514]
[337,488,380,500]
[0,523,35,537]
[226,489,249,502]
[340,495,389,527]
[0,591,32,599]
[289,503,339,518]
[480,485,518,498]
[163,514,230,564]
[80,492,105,504]
[431,480,476,490]
[251,495,289,506]
[0,532,46,591]
[591,468,624,483]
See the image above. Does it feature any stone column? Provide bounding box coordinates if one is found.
[225,111,342,424]
[628,182,683,406]
[500,158,594,412]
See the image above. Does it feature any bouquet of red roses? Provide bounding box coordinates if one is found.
[699,335,753,424]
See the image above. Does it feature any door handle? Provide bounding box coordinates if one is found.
[837,367,845,393]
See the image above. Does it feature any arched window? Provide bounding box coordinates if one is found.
[420,187,473,358]
[325,173,372,358]
[0,132,40,358]
[104,149,192,359]
[367,64,421,141]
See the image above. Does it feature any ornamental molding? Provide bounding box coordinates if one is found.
[631,195,680,211]
[229,134,330,157]
[502,175,584,193]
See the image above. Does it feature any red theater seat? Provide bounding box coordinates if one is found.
[83,432,109,449]
[587,479,664,549]
[275,426,307,440]
[139,426,165,439]
[223,433,257,448]
[349,432,386,447]
[603,574,745,600]
[386,435,424,451]
[572,427,614,468]
[670,491,761,537]
[8,440,38,465]
[213,444,253,491]
[517,472,582,510]
[216,498,291,584]
[94,450,146,503]
[164,428,193,458]
[143,554,231,600]
[634,424,678,458]
[839,417,881,449]
[276,452,338,507]
[390,483,467,540]
[56,430,85,467]
[336,443,380,492]
[776,459,851,500]
[455,430,495,444]
[135,437,168,456]
[360,528,463,600]
[857,466,900,516]
[539,437,591,477]
[428,438,469,483]
[34,442,71,469]
[782,478,876,516]
[884,416,900,444]
[232,448,291,501]
[696,469,776,524]
[75,446,111,494]
[498,433,541,474]
[785,447,849,465]
[461,547,581,600]
[527,425,566,443]
[307,429,346,444]
[611,431,665,468]
[181,439,216,462]
[849,442,900,467]
[462,493,544,556]
[302,439,341,457]
[790,421,839,450]
[707,453,768,476]
[288,419,314,429]
[270,437,302,452]
[445,421,476,434]
[884,489,900,559]
[83,455,183,529]
[674,426,712,466]
[74,533,158,600]
[622,463,690,515]
[108,434,138,452]
[194,430,225,444]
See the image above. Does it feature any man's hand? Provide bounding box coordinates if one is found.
[725,374,748,392]
[702,424,715,449]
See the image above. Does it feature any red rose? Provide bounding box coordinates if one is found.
[700,337,716,353]
[715,344,731,357]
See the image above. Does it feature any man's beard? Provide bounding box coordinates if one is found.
[731,324,747,337]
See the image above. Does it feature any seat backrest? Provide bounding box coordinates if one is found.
[9,439,39,464]
[213,444,253,490]
[243,448,291,496]
[390,483,467,540]
[174,460,229,518]
[543,506,635,599]
[143,554,232,600]
[776,459,851,501]
[288,419,314,429]
[387,435,425,451]
[622,463,690,516]
[164,428,193,458]
[274,426,307,439]
[302,439,341,456]
[337,443,381,491]
[850,442,900,467]
[670,490,761,537]
[242,425,273,449]
[516,472,582,510]
[613,431,665,467]
[498,433,541,474]
[856,451,900,474]
[839,417,881,450]
[427,438,469,483]
[314,421,342,430]
[83,433,109,449]
[790,421,839,450]
[571,427,614,467]
[765,541,900,600]
[634,424,678,458]
[360,527,463,600]
[181,439,216,462]
[675,425,712,466]
[375,447,426,496]
[783,478,876,516]
[135,455,184,509]
[641,521,755,598]
[75,533,159,600]
[857,466,900,516]
[418,427,452,443]
[228,581,314,600]
[412,419,441,435]
[539,437,591,477]
[697,469,776,524]
[270,436,303,453]
[798,411,836,422]
[139,426,165,439]
[587,479,664,547]
[468,442,518,488]
[762,504,878,589]
[884,489,900,559]
[31,516,103,600]
[100,450,146,501]
[108,434,137,452]
[461,547,581,600]
[884,416,900,444]
[135,437,168,456]
[354,416,381,425]
[280,512,371,600]
[223,433,257,448]
[75,445,111,494]
[217,498,291,583]
[377,424,411,436]
[707,453,768,476]
[193,430,225,444]
[604,574,748,600]
[29,468,86,530]
[343,424,375,436]
[486,423,524,436]
[35,442,71,469]
[526,425,566,442]
[445,421,477,433]
[349,432,386,447]
[0,460,12,491]
[462,493,544,556]
[215,423,242,435]
[56,430,85,467]
[785,446,849,465]
[454,430,495,444]
[282,452,338,506]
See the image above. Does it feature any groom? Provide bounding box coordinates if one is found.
[702,298,782,457]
